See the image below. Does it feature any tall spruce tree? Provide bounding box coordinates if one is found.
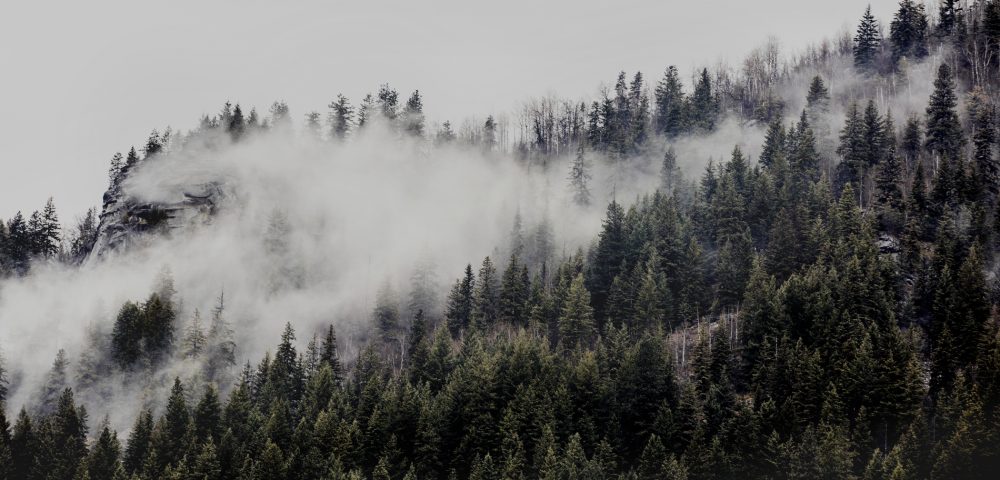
[889,0,929,62]
[925,64,964,162]
[654,66,687,137]
[854,6,882,72]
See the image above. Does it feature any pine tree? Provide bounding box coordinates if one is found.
[925,64,964,162]
[319,324,343,384]
[838,102,866,189]
[328,94,354,141]
[854,6,882,72]
[86,419,123,480]
[194,386,223,444]
[558,274,595,347]
[661,147,682,194]
[568,144,592,206]
[588,200,626,323]
[124,408,153,475]
[161,378,191,467]
[403,90,425,137]
[0,407,11,480]
[938,0,958,38]
[499,255,529,325]
[374,282,400,345]
[654,66,687,137]
[38,197,59,258]
[182,309,207,359]
[45,388,87,480]
[206,293,237,384]
[969,89,998,201]
[805,75,831,113]
[38,348,69,415]
[483,115,497,152]
[472,257,499,329]
[445,264,475,336]
[629,71,651,146]
[10,408,36,480]
[436,120,457,145]
[690,68,718,132]
[305,111,323,140]
[890,0,929,62]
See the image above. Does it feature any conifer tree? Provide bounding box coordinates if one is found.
[654,66,687,137]
[690,69,718,132]
[890,0,929,62]
[374,282,400,345]
[124,408,153,475]
[86,419,123,480]
[925,64,964,162]
[588,200,626,322]
[472,257,499,329]
[327,94,354,141]
[854,6,882,72]
[182,309,207,359]
[805,75,831,113]
[558,274,595,347]
[568,144,592,206]
[445,264,476,336]
[319,324,343,384]
[938,0,958,38]
[402,90,425,137]
[499,255,529,325]
[969,89,998,201]
[10,409,35,480]
[661,148,682,194]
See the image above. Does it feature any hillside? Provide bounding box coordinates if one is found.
[1,2,1000,479]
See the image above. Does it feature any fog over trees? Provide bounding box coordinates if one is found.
[4,2,1000,479]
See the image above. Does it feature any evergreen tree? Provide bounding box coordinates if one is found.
[925,64,964,162]
[854,6,882,72]
[889,0,929,62]
[654,66,687,137]
[403,90,425,137]
[45,388,87,480]
[472,257,499,329]
[328,94,354,141]
[969,89,998,201]
[568,144,592,206]
[124,409,153,475]
[10,409,36,480]
[319,324,344,384]
[661,147,682,194]
[499,255,529,325]
[558,274,595,347]
[86,419,123,480]
[445,264,475,336]
[182,309,207,359]
[938,0,958,38]
[806,75,831,113]
[690,68,718,132]
[374,282,400,345]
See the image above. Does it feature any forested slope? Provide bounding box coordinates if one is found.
[2,1,1000,479]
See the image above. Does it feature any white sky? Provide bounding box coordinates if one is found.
[0,0,899,223]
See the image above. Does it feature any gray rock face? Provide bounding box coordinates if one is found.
[84,181,224,265]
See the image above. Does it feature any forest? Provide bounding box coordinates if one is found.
[2,1,1000,479]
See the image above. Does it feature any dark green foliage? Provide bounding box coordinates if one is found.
[854,6,882,72]
[925,64,964,161]
[654,66,687,138]
[446,264,475,336]
[890,0,929,62]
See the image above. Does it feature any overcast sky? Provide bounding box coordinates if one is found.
[0,0,899,223]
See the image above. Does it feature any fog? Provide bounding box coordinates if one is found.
[0,37,951,434]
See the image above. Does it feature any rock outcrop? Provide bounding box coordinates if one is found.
[84,181,224,265]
